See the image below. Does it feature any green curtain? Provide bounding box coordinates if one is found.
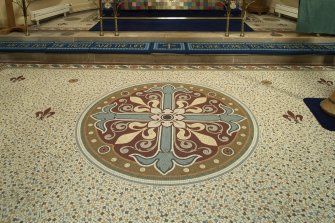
[296,0,335,35]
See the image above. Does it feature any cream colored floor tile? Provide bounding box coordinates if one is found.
[0,64,334,222]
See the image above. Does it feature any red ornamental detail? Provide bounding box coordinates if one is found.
[98,146,111,154]
[222,147,234,156]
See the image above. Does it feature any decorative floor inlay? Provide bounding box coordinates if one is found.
[77,83,258,185]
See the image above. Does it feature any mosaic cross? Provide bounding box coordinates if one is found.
[92,84,244,174]
[161,43,177,49]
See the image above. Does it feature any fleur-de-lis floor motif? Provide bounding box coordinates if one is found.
[68,79,79,83]
[36,107,55,120]
[318,78,333,86]
[261,80,272,86]
[10,75,25,82]
[283,110,303,124]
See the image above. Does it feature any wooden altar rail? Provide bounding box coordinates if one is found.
[98,0,255,37]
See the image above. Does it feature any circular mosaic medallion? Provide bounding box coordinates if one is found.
[76,83,258,185]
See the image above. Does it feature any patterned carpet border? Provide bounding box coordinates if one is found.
[1,63,335,71]
[0,41,334,55]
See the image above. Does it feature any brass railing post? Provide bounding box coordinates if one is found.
[21,0,29,36]
[113,0,119,36]
[225,2,231,37]
[99,0,104,36]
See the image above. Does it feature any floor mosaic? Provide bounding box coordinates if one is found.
[77,82,258,185]
[0,64,334,222]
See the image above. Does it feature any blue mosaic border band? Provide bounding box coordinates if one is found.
[46,42,94,53]
[90,42,151,54]
[0,41,334,55]
[245,43,313,55]
[305,43,335,55]
[0,41,54,53]
[187,42,250,54]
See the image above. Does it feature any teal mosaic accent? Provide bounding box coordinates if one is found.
[90,42,150,53]
[46,42,94,53]
[153,43,185,52]
[0,41,54,52]
[187,42,250,54]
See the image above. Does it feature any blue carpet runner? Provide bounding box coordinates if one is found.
[303,98,335,131]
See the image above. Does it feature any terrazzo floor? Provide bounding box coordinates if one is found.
[0,64,334,222]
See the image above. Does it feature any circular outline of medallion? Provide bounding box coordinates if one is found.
[76,83,259,185]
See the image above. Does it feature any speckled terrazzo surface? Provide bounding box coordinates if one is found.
[0,64,334,222]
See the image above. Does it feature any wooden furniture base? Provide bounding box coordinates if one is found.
[320,91,335,117]
[0,26,25,34]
